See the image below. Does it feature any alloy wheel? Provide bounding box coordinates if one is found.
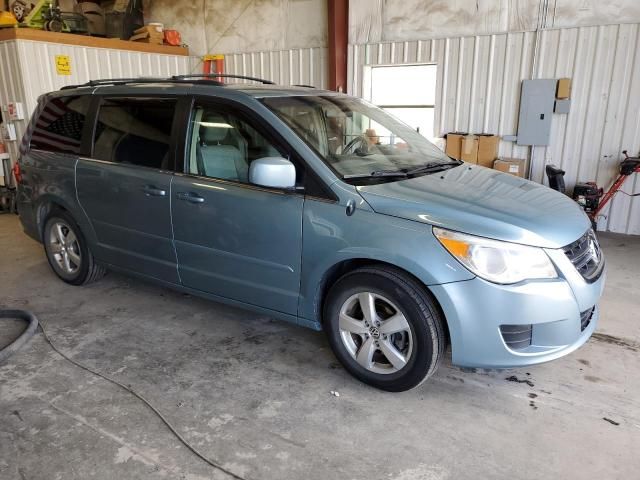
[338,292,413,374]
[48,221,81,275]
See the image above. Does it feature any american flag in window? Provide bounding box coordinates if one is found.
[31,97,86,154]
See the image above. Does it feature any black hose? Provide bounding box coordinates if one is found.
[0,309,39,364]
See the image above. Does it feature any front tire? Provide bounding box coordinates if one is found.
[324,266,445,392]
[43,211,106,285]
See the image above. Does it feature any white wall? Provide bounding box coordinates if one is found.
[222,47,328,88]
[349,0,640,43]
[143,0,327,58]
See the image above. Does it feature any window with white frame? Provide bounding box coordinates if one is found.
[366,64,437,142]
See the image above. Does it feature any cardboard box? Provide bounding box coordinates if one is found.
[476,134,500,168]
[461,135,479,163]
[129,31,164,44]
[58,0,77,11]
[557,78,571,99]
[79,2,105,36]
[134,24,164,36]
[493,157,525,177]
[445,133,465,160]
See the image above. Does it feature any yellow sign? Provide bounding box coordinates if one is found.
[55,55,71,76]
[203,54,225,61]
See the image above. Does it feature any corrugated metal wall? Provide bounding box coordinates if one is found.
[0,41,28,183]
[14,41,190,114]
[0,39,190,176]
[348,23,640,234]
[222,47,328,88]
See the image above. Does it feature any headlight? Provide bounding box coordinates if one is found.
[433,227,557,284]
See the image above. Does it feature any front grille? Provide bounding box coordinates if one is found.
[580,306,595,331]
[500,324,532,350]
[563,229,604,282]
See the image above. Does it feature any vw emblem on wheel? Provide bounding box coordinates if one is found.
[369,326,380,339]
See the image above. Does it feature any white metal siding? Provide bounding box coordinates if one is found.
[223,47,328,88]
[0,39,189,176]
[14,40,190,114]
[0,41,29,177]
[348,24,640,234]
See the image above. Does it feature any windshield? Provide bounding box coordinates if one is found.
[261,95,455,183]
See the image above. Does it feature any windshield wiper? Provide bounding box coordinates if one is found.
[343,169,408,180]
[342,160,462,180]
[405,160,462,175]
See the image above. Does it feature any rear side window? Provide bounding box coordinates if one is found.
[92,97,176,169]
[30,95,90,154]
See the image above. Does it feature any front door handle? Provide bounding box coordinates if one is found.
[177,192,205,204]
[142,185,166,197]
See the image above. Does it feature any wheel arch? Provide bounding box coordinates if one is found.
[35,196,72,241]
[313,258,450,344]
[35,195,93,245]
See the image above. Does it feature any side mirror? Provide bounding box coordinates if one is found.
[249,157,297,189]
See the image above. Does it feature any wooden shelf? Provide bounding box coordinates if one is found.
[0,28,189,56]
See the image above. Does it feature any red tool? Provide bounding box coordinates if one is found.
[592,150,640,221]
[546,150,640,229]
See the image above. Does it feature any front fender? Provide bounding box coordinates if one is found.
[298,199,474,326]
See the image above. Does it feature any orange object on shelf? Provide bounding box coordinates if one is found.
[164,29,181,46]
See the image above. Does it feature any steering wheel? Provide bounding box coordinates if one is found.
[343,135,370,155]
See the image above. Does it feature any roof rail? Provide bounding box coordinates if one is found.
[59,73,276,92]
[171,74,275,85]
[60,77,224,91]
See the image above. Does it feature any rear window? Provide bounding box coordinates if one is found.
[92,97,176,169]
[30,95,90,154]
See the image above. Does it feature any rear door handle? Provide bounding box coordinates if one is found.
[177,192,205,204]
[142,185,167,197]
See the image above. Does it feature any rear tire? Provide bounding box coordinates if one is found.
[43,211,106,286]
[324,266,445,392]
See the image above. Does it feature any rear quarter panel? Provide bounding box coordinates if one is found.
[18,150,94,244]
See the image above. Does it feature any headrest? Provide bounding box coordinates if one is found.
[199,113,233,144]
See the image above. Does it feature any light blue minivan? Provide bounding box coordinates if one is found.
[16,75,605,391]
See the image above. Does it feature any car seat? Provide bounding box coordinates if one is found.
[198,114,248,182]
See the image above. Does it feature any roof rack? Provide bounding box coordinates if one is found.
[60,76,226,91]
[171,74,275,85]
[293,84,316,88]
[60,74,275,91]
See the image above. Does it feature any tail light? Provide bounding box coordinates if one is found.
[12,162,22,184]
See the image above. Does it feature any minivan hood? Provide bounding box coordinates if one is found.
[357,164,590,249]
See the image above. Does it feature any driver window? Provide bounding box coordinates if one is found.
[188,104,284,184]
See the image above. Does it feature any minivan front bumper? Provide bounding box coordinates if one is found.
[430,254,605,369]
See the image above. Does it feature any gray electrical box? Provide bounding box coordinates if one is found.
[554,99,571,114]
[516,79,556,146]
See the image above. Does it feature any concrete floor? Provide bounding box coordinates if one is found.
[0,214,639,480]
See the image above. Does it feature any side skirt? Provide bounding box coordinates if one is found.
[101,262,307,328]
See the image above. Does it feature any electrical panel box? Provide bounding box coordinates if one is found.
[516,79,556,146]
